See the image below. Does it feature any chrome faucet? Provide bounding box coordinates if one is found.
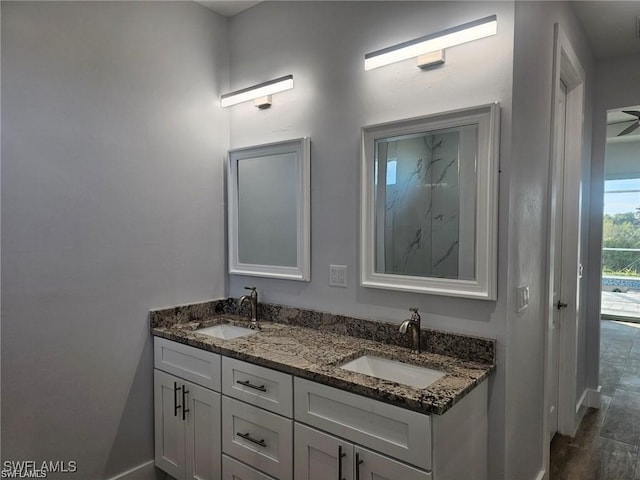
[239,286,260,330]
[399,307,421,353]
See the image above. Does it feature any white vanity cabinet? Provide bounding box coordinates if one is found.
[154,338,222,480]
[153,337,488,480]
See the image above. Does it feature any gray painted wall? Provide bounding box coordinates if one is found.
[227,1,512,348]
[1,2,229,478]
[227,2,595,479]
[509,2,593,478]
[227,2,514,478]
[588,52,640,394]
[0,1,603,479]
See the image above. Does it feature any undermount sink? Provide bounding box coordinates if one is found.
[340,354,445,389]
[195,323,257,340]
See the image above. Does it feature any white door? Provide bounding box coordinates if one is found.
[548,80,568,440]
[154,369,186,480]
[354,447,431,480]
[545,25,586,457]
[294,423,354,480]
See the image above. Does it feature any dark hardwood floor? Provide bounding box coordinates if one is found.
[550,319,640,479]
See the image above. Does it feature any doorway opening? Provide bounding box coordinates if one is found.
[601,106,640,322]
[545,26,587,466]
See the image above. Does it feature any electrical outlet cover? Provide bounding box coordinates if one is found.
[329,265,347,287]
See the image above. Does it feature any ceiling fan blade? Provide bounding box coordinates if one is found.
[618,121,640,136]
[622,110,640,118]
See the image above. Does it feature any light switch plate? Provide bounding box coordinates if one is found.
[517,284,529,313]
[329,265,347,287]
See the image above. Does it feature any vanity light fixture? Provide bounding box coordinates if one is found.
[220,74,294,108]
[364,15,497,71]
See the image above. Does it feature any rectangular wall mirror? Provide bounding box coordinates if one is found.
[361,103,500,299]
[228,138,310,281]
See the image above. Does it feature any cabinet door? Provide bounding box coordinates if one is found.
[294,423,353,480]
[354,447,431,480]
[155,369,186,480]
[185,381,221,480]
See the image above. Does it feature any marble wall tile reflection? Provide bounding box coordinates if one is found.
[377,131,461,278]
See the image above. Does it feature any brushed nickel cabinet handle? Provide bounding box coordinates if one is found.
[338,445,346,480]
[237,432,267,448]
[173,382,181,417]
[355,452,363,480]
[236,379,267,392]
[181,385,189,421]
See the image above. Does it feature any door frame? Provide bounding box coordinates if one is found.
[543,22,587,471]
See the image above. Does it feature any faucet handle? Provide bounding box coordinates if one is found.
[409,307,420,321]
[244,286,257,296]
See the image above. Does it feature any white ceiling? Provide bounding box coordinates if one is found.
[195,1,261,17]
[571,1,640,59]
[194,1,640,59]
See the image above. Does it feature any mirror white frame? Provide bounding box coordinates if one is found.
[360,103,500,300]
[228,138,310,281]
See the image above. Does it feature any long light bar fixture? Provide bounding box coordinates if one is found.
[220,74,294,108]
[364,15,497,71]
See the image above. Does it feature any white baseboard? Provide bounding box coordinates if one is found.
[575,388,588,413]
[105,460,162,480]
[570,387,602,436]
[585,386,601,409]
[576,387,601,412]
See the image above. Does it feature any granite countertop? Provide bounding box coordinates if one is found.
[151,303,495,415]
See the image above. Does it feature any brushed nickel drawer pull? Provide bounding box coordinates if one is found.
[237,432,267,448]
[236,379,267,392]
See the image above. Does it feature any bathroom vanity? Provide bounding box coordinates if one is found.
[151,300,494,480]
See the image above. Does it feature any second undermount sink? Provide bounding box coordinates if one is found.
[195,323,257,340]
[340,354,445,389]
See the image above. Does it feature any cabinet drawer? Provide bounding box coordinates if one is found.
[223,454,277,480]
[222,397,292,480]
[293,377,432,471]
[222,357,293,416]
[154,337,221,391]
